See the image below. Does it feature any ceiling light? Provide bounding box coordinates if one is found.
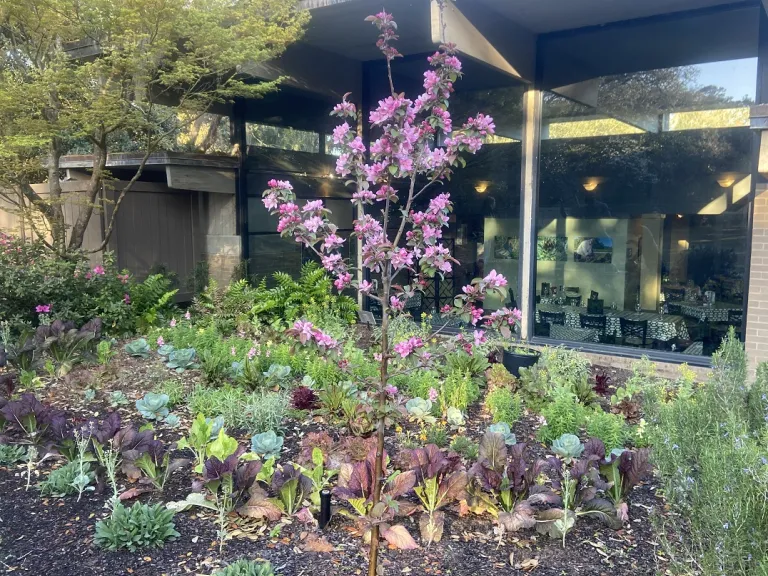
[474,181,490,194]
[582,177,603,192]
[716,173,739,188]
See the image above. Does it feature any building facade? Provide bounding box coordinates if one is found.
[229,0,768,369]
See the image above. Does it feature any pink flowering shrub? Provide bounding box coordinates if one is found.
[0,232,175,334]
[262,10,523,564]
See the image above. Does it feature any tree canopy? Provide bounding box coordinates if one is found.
[0,0,308,253]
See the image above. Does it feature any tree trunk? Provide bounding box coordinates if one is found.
[46,139,67,253]
[68,138,107,251]
[368,279,390,576]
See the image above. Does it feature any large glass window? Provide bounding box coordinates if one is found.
[534,55,756,357]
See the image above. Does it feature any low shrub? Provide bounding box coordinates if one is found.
[440,370,480,412]
[39,461,95,497]
[391,369,440,401]
[94,502,179,551]
[485,363,516,390]
[585,410,627,454]
[449,436,478,460]
[0,444,27,464]
[648,334,768,574]
[517,363,551,413]
[485,386,523,424]
[537,386,586,444]
[186,386,288,435]
[153,380,186,409]
[305,356,343,389]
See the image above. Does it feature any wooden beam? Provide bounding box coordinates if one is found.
[165,166,235,194]
[30,180,172,194]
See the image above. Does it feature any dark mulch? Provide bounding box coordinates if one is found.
[0,354,664,576]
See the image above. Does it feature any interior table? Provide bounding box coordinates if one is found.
[536,304,689,342]
[678,301,742,323]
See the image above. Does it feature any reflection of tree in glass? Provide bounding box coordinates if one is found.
[246,124,320,153]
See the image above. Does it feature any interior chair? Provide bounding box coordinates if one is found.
[541,282,550,296]
[666,302,682,315]
[587,298,604,315]
[590,290,599,300]
[565,295,582,307]
[619,317,648,347]
[580,313,608,342]
[539,310,566,325]
[566,286,580,294]
[534,322,551,337]
[728,309,743,338]
[665,288,685,301]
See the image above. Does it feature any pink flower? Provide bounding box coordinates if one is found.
[92,266,105,276]
[440,304,451,313]
[123,293,131,304]
[385,385,398,396]
[322,234,344,252]
[157,336,165,347]
[428,387,439,402]
[35,304,51,314]
[473,330,486,346]
[231,346,237,356]
[334,272,352,291]
[170,318,177,328]
[470,307,484,326]
[304,216,324,233]
[247,347,257,360]
[118,273,129,284]
[293,320,316,345]
[185,311,191,320]
[390,296,405,312]
[393,336,424,358]
[302,200,324,213]
[268,179,293,191]
[374,353,383,362]
[359,280,373,293]
[483,269,508,289]
[332,123,351,144]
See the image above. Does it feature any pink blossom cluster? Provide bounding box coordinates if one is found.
[289,320,340,351]
[366,11,401,62]
[35,304,51,314]
[393,336,424,358]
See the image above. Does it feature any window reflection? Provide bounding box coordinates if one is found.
[535,57,755,357]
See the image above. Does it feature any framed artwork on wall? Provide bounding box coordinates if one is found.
[574,237,613,263]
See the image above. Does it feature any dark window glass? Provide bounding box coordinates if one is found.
[535,55,755,357]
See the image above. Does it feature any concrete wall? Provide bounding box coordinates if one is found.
[201,192,241,286]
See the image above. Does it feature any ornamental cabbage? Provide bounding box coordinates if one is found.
[487,422,516,446]
[166,348,198,372]
[125,338,151,358]
[136,393,170,420]
[250,430,284,459]
[551,433,584,462]
[406,398,436,424]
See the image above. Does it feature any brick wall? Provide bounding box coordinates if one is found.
[746,187,768,373]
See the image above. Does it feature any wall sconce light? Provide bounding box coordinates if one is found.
[474,181,490,194]
[716,173,738,188]
[582,177,603,192]
[676,214,683,219]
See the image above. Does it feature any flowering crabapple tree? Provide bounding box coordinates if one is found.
[264,9,522,572]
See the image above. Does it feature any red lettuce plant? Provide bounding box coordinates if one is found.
[594,372,612,395]
[405,444,468,544]
[292,386,319,410]
[262,8,521,573]
[334,448,418,549]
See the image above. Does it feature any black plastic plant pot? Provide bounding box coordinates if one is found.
[319,489,332,529]
[502,347,541,377]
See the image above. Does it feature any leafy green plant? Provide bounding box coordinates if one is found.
[445,351,490,382]
[164,413,181,428]
[39,461,95,497]
[240,392,289,436]
[392,369,441,401]
[124,338,151,358]
[232,357,263,389]
[133,440,188,490]
[263,364,291,388]
[250,431,284,459]
[97,339,117,366]
[177,413,217,473]
[166,348,199,372]
[517,363,551,413]
[486,363,516,390]
[136,393,170,420]
[425,425,449,448]
[487,422,516,446]
[95,502,179,551]
[538,386,587,444]
[485,386,522,424]
[305,356,343,389]
[108,390,129,408]
[36,319,100,375]
[440,369,480,413]
[585,411,627,454]
[152,379,185,409]
[598,443,652,522]
[214,559,276,576]
[131,274,179,332]
[317,380,357,418]
[747,362,768,435]
[200,348,232,386]
[0,443,27,464]
[298,447,339,507]
[449,436,478,461]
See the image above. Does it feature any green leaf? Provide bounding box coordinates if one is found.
[208,429,238,461]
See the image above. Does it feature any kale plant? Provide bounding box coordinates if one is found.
[124,338,151,358]
[166,348,199,372]
[136,392,170,420]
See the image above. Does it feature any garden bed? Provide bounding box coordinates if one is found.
[0,349,661,576]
